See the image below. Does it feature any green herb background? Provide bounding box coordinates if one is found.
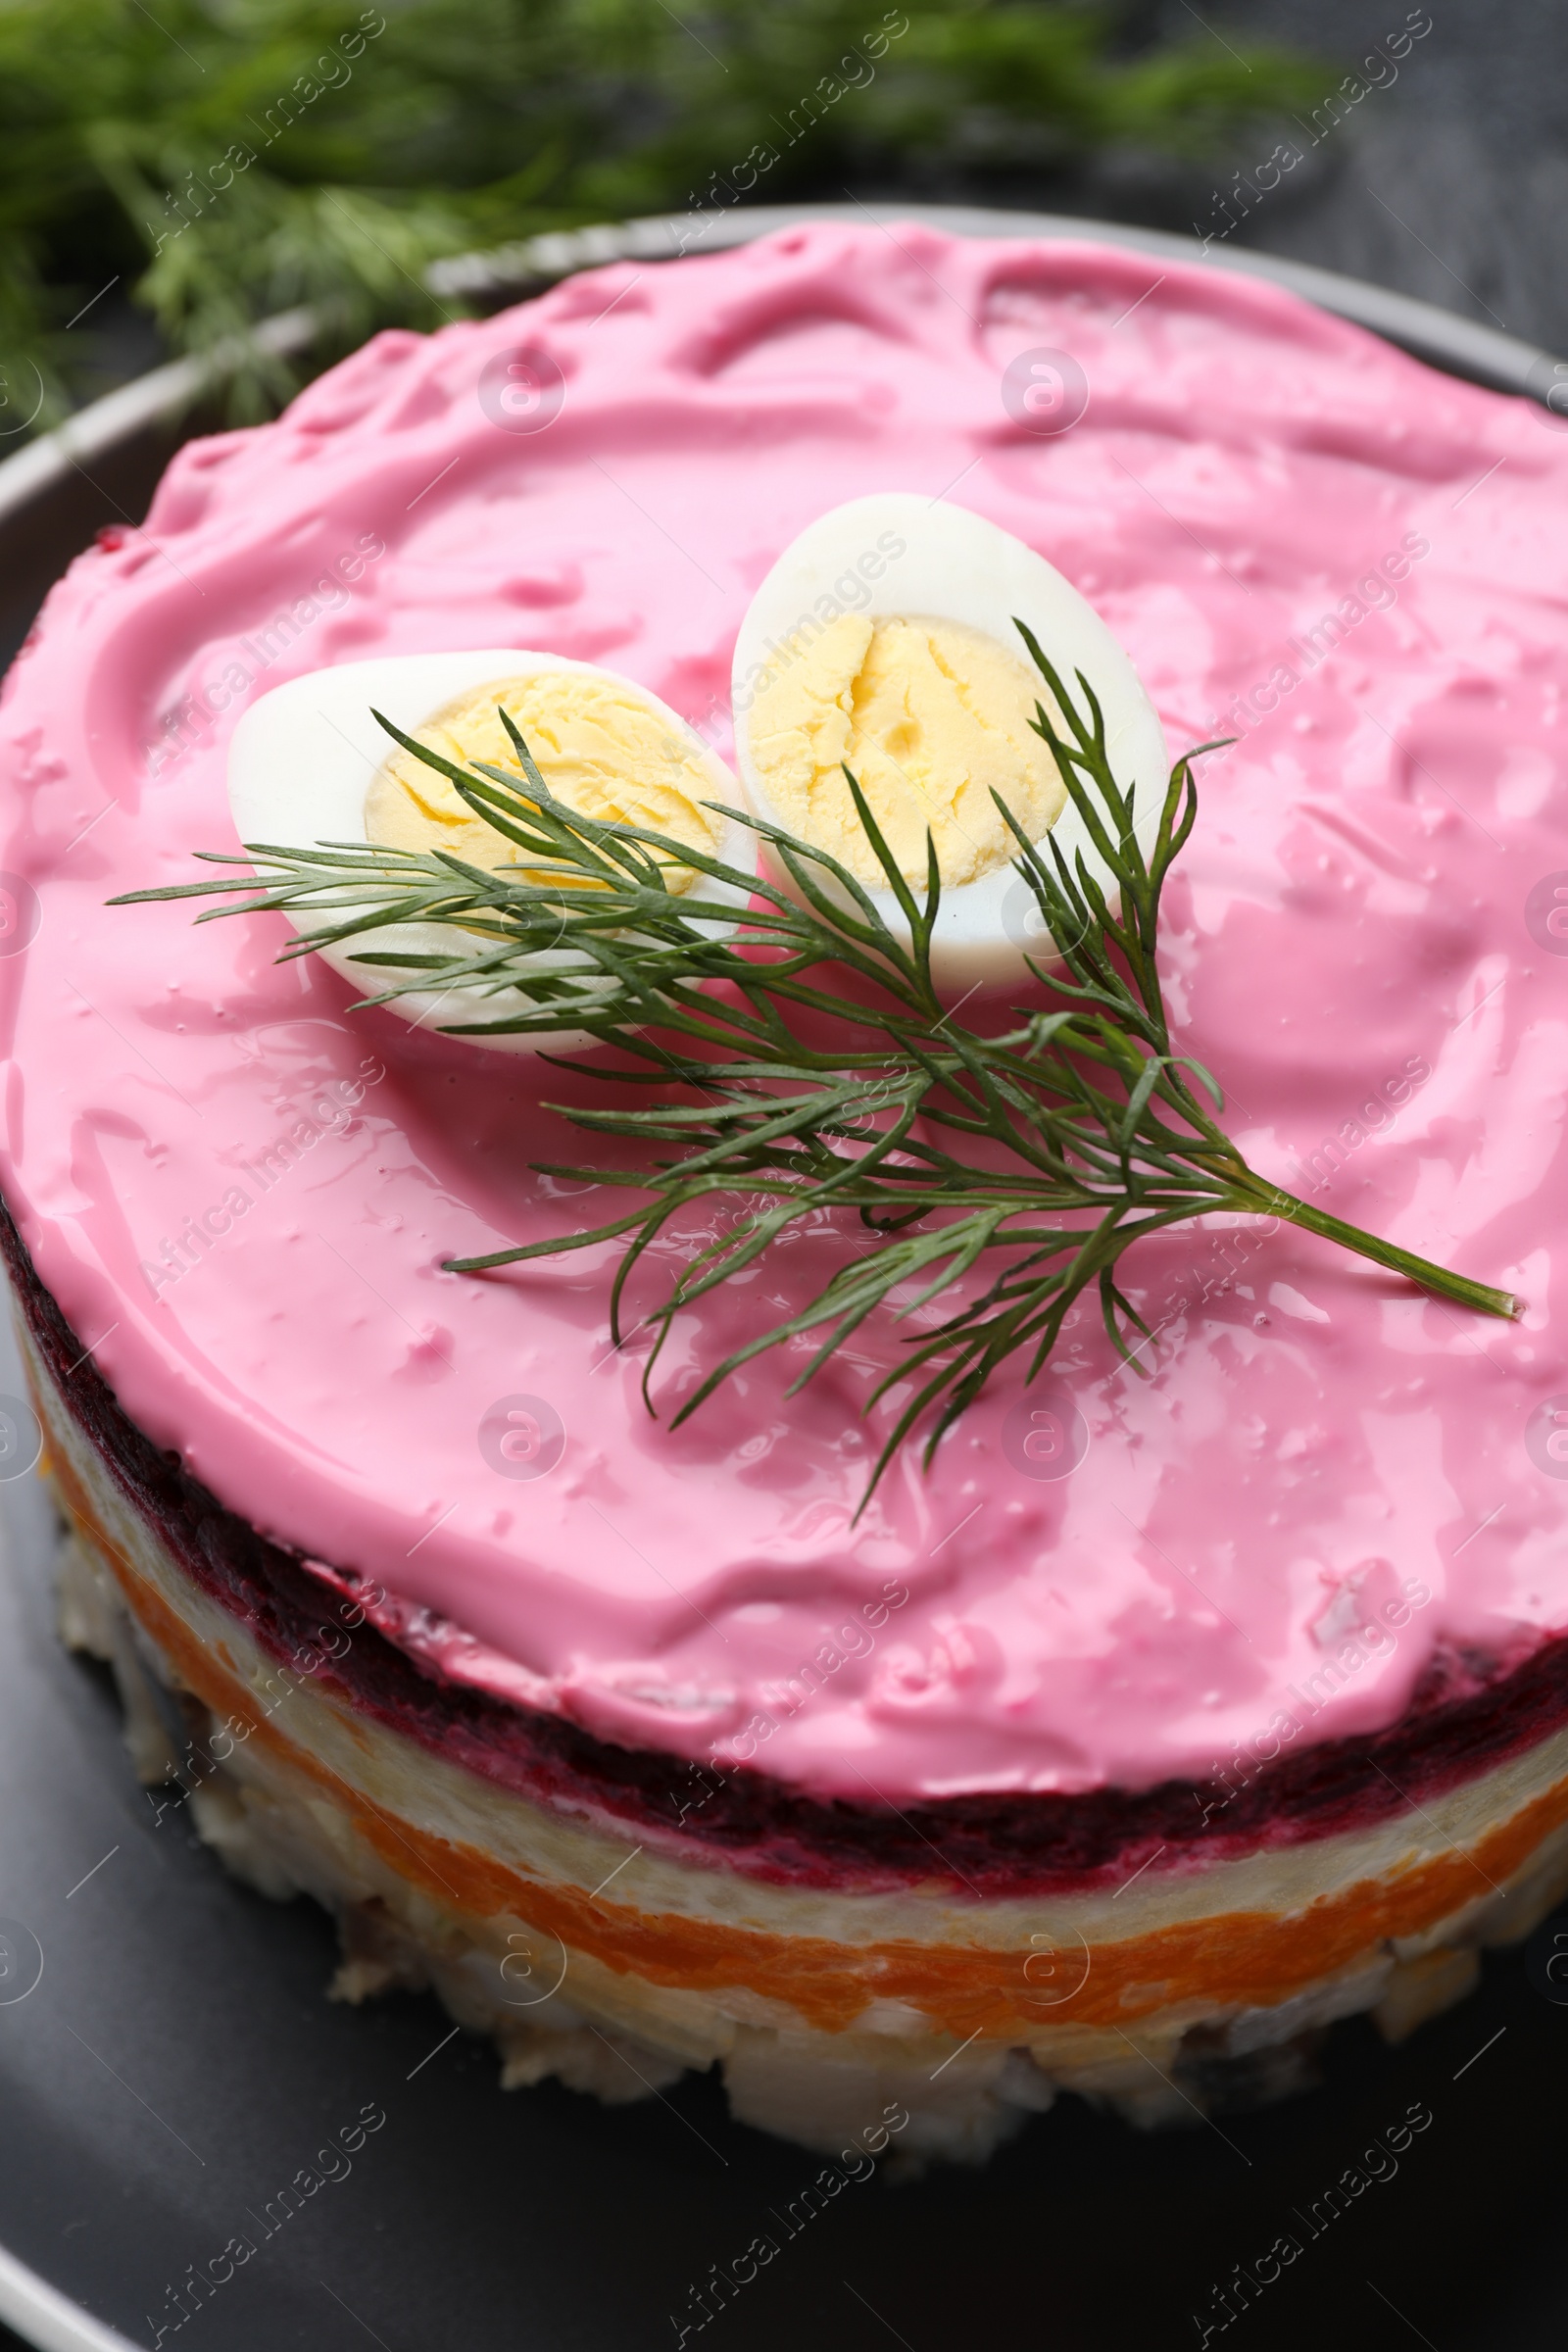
[2,0,1318,429]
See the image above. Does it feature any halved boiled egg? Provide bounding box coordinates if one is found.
[730,493,1169,994]
[226,651,754,1054]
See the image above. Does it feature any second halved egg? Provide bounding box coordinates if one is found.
[730,493,1169,993]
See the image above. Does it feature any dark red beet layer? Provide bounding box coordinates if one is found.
[6,1198,1565,1900]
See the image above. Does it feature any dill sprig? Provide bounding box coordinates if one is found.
[115,630,1519,1509]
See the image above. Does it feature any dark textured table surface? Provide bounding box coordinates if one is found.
[997,0,1567,359]
[1156,0,1568,353]
[2,5,1564,2346]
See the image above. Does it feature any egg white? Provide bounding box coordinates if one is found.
[730,494,1170,995]
[226,650,755,1055]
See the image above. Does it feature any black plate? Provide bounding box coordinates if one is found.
[2,213,1566,2352]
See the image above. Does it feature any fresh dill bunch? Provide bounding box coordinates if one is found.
[115,626,1520,1511]
[3,0,1325,427]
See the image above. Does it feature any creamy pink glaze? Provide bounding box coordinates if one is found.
[3,221,1566,1804]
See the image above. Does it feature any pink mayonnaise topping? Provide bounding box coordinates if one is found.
[2,220,1565,1804]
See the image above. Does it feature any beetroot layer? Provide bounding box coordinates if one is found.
[7,1197,1566,1899]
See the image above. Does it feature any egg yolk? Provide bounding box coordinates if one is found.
[366,672,722,887]
[745,613,1065,889]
